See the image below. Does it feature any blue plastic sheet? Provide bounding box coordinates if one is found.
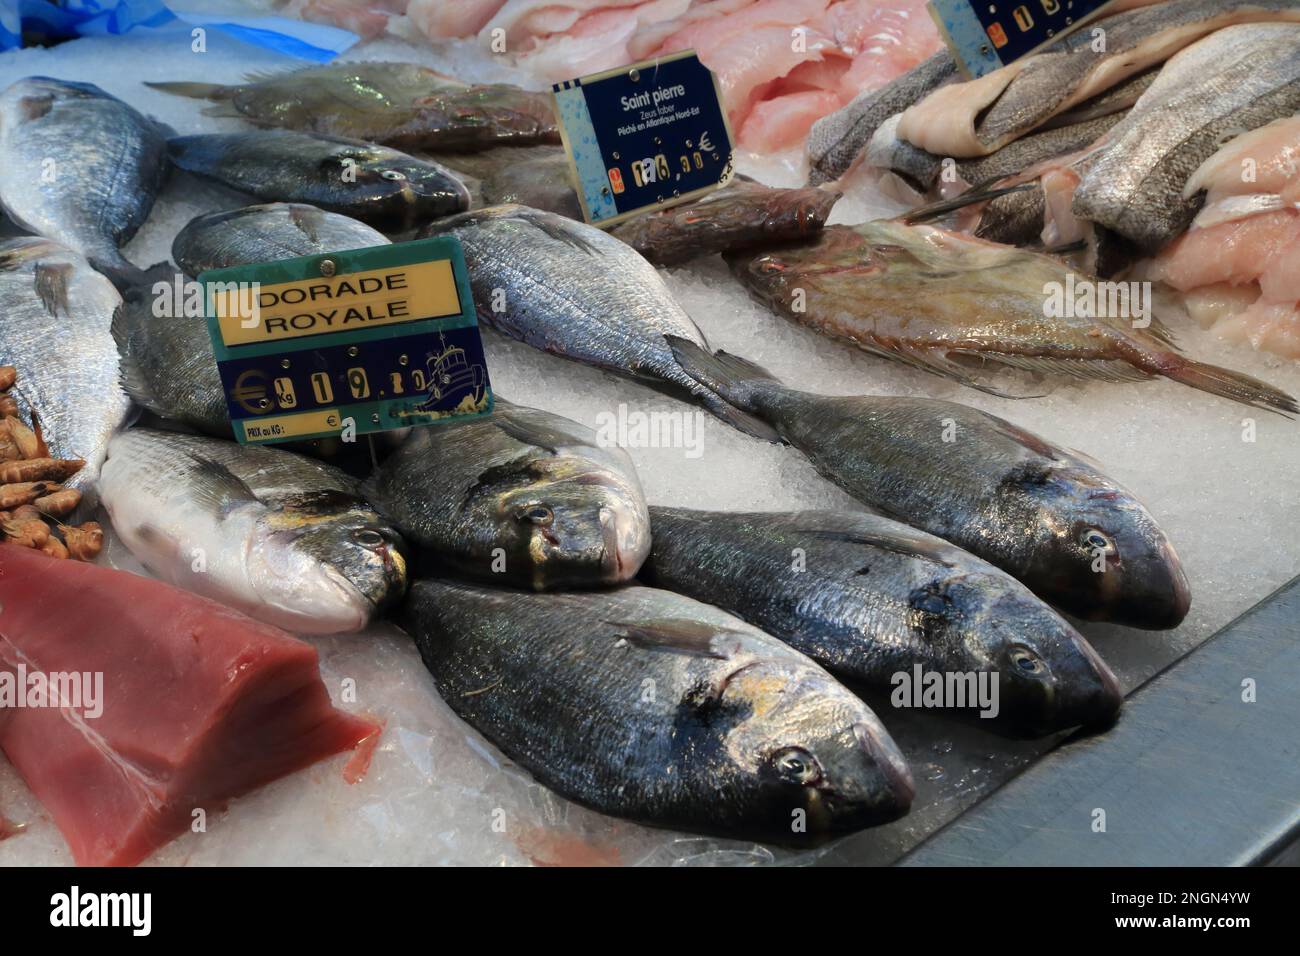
[0,1,358,60]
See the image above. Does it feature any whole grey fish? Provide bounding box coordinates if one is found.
[115,206,394,436]
[643,508,1122,735]
[897,0,1300,158]
[167,130,470,232]
[172,202,388,276]
[363,399,651,590]
[806,51,957,185]
[1074,21,1300,251]
[0,78,167,286]
[0,237,129,501]
[148,62,559,151]
[401,579,914,841]
[476,147,583,219]
[418,205,776,439]
[101,428,407,634]
[665,337,1191,631]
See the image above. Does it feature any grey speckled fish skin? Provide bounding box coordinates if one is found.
[665,337,1192,631]
[806,51,956,185]
[418,204,778,440]
[401,579,914,842]
[0,78,167,287]
[477,147,583,220]
[167,130,470,232]
[0,237,129,504]
[1073,22,1300,251]
[362,398,651,590]
[172,202,388,276]
[642,508,1122,736]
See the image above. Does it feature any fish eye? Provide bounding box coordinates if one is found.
[353,529,386,548]
[770,746,822,785]
[756,258,782,276]
[1008,645,1046,676]
[1082,528,1115,554]
[381,169,407,181]
[517,505,554,526]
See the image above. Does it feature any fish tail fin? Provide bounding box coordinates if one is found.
[1159,354,1298,416]
[665,335,784,442]
[144,81,230,101]
[109,262,181,413]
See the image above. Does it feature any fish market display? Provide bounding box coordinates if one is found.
[0,77,167,287]
[148,62,560,151]
[167,130,471,231]
[406,0,942,151]
[0,544,381,866]
[172,202,389,276]
[729,220,1299,413]
[363,399,651,589]
[0,364,103,561]
[100,429,408,634]
[1073,22,1300,251]
[401,578,914,841]
[896,0,1300,159]
[0,237,130,500]
[419,204,778,438]
[642,508,1123,735]
[666,337,1191,630]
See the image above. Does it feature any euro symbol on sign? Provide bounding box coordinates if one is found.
[232,369,272,415]
[698,131,714,152]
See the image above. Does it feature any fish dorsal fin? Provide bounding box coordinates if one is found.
[184,453,258,515]
[607,619,736,660]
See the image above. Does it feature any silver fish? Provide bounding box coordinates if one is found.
[401,579,914,841]
[167,130,470,232]
[0,237,129,502]
[363,399,651,590]
[172,202,388,276]
[665,337,1191,631]
[0,78,168,286]
[1074,21,1300,251]
[418,204,777,439]
[642,508,1122,736]
[101,428,406,634]
[806,51,957,185]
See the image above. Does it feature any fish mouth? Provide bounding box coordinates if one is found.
[598,505,649,583]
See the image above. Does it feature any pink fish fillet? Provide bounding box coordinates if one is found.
[408,0,507,38]
[0,544,380,866]
[740,88,842,151]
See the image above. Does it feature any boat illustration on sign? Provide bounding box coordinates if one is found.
[416,333,487,411]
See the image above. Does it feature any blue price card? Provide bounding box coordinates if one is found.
[929,0,1119,78]
[202,237,493,445]
[552,50,735,228]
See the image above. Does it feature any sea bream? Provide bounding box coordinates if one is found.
[642,508,1123,735]
[0,78,168,287]
[167,130,470,232]
[728,220,1298,414]
[0,237,129,502]
[418,204,778,439]
[401,578,914,842]
[148,61,560,151]
[665,337,1191,630]
[896,0,1300,160]
[1073,21,1300,251]
[100,429,407,634]
[363,398,651,589]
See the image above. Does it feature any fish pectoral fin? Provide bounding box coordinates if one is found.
[491,408,578,455]
[184,454,259,515]
[606,619,734,660]
[805,528,958,569]
[32,261,72,318]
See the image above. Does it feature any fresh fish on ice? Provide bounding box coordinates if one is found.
[729,220,1299,413]
[400,578,914,842]
[172,202,389,276]
[363,399,651,590]
[665,336,1192,630]
[642,507,1123,735]
[0,237,129,501]
[101,428,407,634]
[897,0,1300,159]
[0,77,167,286]
[419,204,778,439]
[148,61,560,151]
[1073,22,1300,251]
[167,130,471,232]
